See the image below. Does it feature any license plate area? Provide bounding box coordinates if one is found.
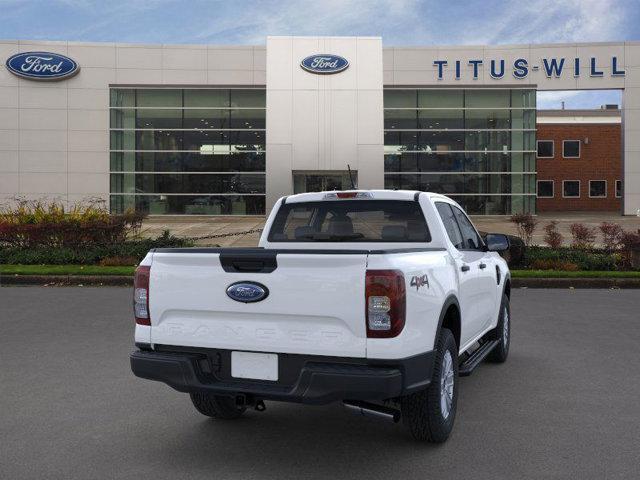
[231,351,278,381]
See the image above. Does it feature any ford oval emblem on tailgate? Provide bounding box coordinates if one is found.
[226,282,269,303]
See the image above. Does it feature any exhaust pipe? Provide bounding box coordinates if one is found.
[343,400,401,423]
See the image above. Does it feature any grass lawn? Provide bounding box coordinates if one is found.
[0,264,136,276]
[1,264,639,278]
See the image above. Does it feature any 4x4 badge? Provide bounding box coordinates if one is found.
[410,274,429,291]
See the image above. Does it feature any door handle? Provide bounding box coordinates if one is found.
[461,265,470,272]
[479,263,487,269]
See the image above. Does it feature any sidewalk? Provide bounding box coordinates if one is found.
[139,215,264,247]
[139,212,640,247]
[476,212,640,246]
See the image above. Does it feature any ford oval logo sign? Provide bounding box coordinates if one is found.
[5,52,80,81]
[226,282,269,303]
[300,54,349,74]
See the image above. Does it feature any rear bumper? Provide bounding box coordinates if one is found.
[130,346,434,405]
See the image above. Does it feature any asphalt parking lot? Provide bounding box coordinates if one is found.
[1,288,639,479]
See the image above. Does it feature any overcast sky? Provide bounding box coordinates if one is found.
[1,0,637,108]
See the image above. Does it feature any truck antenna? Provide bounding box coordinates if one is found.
[347,164,356,189]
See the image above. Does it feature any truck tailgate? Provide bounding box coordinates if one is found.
[148,251,368,357]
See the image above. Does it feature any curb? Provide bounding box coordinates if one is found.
[512,277,640,289]
[2,274,640,288]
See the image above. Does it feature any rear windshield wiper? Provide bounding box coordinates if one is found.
[299,232,365,242]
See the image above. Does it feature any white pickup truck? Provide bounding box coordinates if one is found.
[131,190,511,442]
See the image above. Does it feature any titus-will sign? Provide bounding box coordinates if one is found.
[5,52,80,80]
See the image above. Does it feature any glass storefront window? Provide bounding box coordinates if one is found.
[136,89,182,107]
[110,130,135,150]
[510,131,536,151]
[465,108,511,129]
[384,109,418,129]
[384,90,416,108]
[418,90,463,108]
[111,173,266,194]
[464,130,511,151]
[464,89,510,108]
[420,131,465,151]
[293,171,358,194]
[109,88,266,215]
[383,88,536,214]
[183,109,228,129]
[110,151,265,173]
[110,108,270,130]
[384,131,418,151]
[229,109,266,129]
[181,89,266,108]
[135,130,183,150]
[184,89,229,108]
[511,89,536,108]
[111,194,265,215]
[230,89,266,108]
[110,108,135,129]
[510,108,536,129]
[384,153,467,173]
[184,130,265,150]
[384,173,535,195]
[110,89,135,108]
[418,109,464,129]
[135,109,183,129]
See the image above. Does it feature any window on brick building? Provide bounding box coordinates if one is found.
[615,180,622,198]
[563,180,580,198]
[536,140,554,158]
[589,180,607,198]
[562,140,580,158]
[537,180,554,198]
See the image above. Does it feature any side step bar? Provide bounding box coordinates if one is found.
[458,339,500,377]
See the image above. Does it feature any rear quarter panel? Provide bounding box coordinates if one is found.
[366,250,456,359]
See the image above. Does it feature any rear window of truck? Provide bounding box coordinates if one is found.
[268,200,431,242]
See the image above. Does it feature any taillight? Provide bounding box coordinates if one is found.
[365,270,406,338]
[133,265,151,326]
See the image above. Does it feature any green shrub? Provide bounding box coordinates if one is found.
[0,230,194,265]
[509,213,538,246]
[530,259,578,271]
[0,198,144,249]
[599,222,623,251]
[525,246,619,271]
[542,221,563,248]
[569,223,596,249]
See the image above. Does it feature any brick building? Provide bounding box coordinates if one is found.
[536,109,622,213]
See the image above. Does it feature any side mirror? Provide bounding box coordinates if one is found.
[484,233,510,252]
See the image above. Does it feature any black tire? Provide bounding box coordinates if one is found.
[189,392,246,419]
[488,293,510,363]
[401,328,458,443]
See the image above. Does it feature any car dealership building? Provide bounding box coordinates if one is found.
[1,36,639,215]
